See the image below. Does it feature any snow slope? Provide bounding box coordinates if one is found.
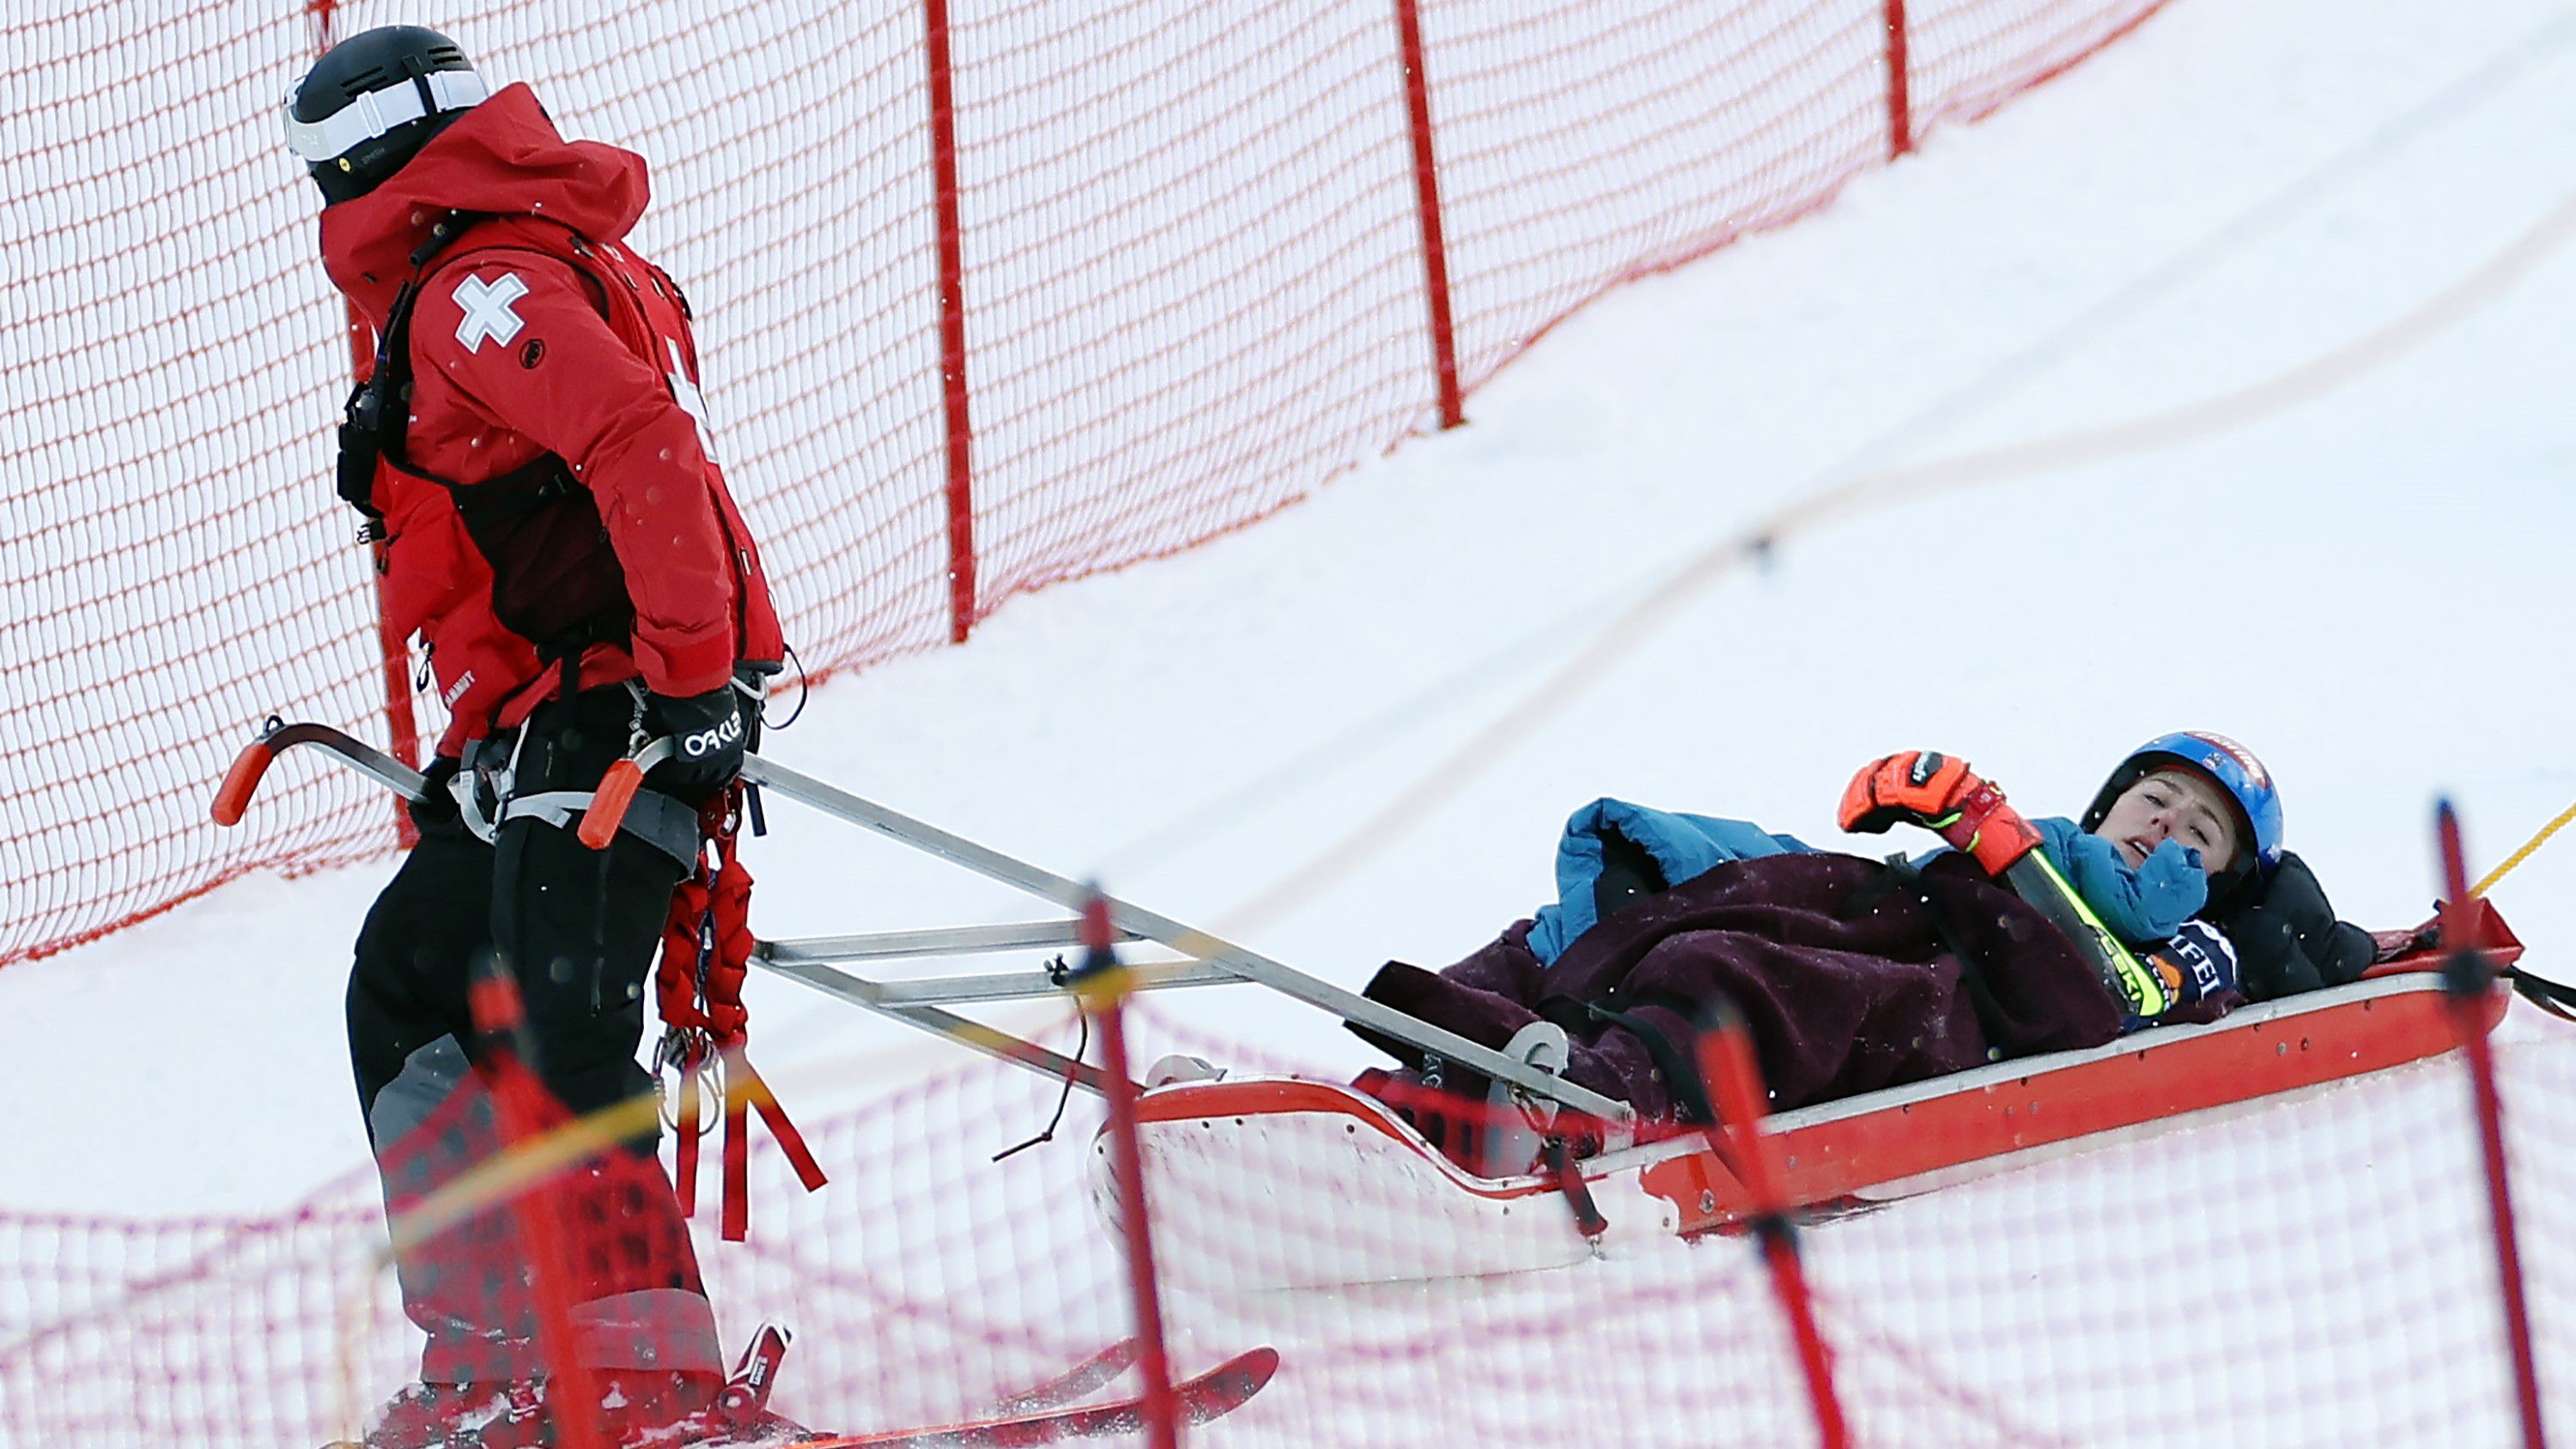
[4,0,2573,1443]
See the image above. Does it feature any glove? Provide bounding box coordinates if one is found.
[2143,920,2239,1011]
[1838,750,2042,875]
[405,755,464,830]
[647,685,748,800]
[1838,750,1972,833]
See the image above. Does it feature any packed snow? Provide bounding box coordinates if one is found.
[3,0,2572,1443]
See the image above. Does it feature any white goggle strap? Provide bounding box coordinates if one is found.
[283,69,490,164]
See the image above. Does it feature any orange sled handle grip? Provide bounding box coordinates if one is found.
[210,738,279,827]
[579,737,674,850]
[580,760,647,850]
[208,721,428,827]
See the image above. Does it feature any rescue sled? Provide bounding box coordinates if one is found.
[216,724,2536,1294]
[1113,904,2521,1288]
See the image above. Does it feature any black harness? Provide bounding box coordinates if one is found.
[336,212,634,683]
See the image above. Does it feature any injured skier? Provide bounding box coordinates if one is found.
[1350,731,2382,1147]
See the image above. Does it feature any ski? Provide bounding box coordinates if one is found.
[665,1320,803,1443]
[321,1323,802,1449]
[788,1347,1279,1448]
[315,1334,1238,1449]
[992,1337,1143,1416]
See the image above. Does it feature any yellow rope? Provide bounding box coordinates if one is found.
[2472,798,2576,898]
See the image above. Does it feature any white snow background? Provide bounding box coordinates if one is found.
[5,0,2576,1444]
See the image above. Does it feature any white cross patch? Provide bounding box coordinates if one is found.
[665,337,721,462]
[453,272,529,353]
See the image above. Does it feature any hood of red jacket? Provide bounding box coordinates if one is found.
[315,82,649,324]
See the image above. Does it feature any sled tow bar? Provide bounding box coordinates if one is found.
[211,723,1637,1131]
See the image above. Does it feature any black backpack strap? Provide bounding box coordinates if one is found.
[1537,990,1719,1126]
[342,215,635,671]
[336,212,493,534]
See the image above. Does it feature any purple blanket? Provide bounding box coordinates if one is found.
[1352,851,2125,1122]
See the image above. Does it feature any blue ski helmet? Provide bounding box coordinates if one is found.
[2080,731,2283,875]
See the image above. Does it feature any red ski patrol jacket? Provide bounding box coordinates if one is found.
[316,82,782,756]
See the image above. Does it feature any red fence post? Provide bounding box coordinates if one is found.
[1697,1003,1850,1449]
[921,0,981,644]
[1070,888,1180,1449]
[465,966,611,1449]
[1392,0,1465,430]
[1882,0,1913,160]
[308,0,425,846]
[2435,803,2549,1449]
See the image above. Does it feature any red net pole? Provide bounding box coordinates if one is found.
[2435,803,2549,1448]
[921,0,980,646]
[465,967,610,1449]
[1883,0,1914,159]
[1698,1003,1850,1449]
[1391,0,1463,430]
[308,0,424,846]
[1072,890,1179,1449]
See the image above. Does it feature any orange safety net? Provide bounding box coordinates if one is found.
[0,0,2171,965]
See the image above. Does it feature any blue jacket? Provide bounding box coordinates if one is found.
[1527,798,1811,964]
[1525,797,2206,966]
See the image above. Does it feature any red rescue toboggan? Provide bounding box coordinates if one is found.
[216,724,2554,1288]
[1115,902,2526,1289]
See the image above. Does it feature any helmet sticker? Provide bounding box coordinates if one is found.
[2188,731,2270,789]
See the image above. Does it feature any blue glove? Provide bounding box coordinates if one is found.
[2045,821,2210,943]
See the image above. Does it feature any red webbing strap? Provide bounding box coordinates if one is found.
[657,871,716,1217]
[672,1046,706,1211]
[653,795,827,1240]
[723,1046,752,1243]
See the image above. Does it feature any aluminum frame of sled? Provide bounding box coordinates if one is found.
[1108,914,2522,1288]
[736,754,1631,1127]
[210,724,1637,1131]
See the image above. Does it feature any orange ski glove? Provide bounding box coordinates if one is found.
[1838,750,2043,876]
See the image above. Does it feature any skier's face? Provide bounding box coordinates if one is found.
[2094,770,2239,876]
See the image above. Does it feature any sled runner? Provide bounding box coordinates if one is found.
[218,723,2535,1297]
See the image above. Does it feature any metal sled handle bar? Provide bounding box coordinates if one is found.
[216,722,673,857]
[751,955,1115,1095]
[211,721,428,824]
[206,724,1631,1125]
[739,755,1637,1128]
[205,721,1112,1088]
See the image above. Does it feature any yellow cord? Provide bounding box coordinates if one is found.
[2471,798,2576,898]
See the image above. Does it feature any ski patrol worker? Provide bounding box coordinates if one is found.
[283,24,783,1447]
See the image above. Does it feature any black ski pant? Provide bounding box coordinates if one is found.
[348,686,722,1384]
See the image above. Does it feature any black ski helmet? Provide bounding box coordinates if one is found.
[283,26,488,204]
